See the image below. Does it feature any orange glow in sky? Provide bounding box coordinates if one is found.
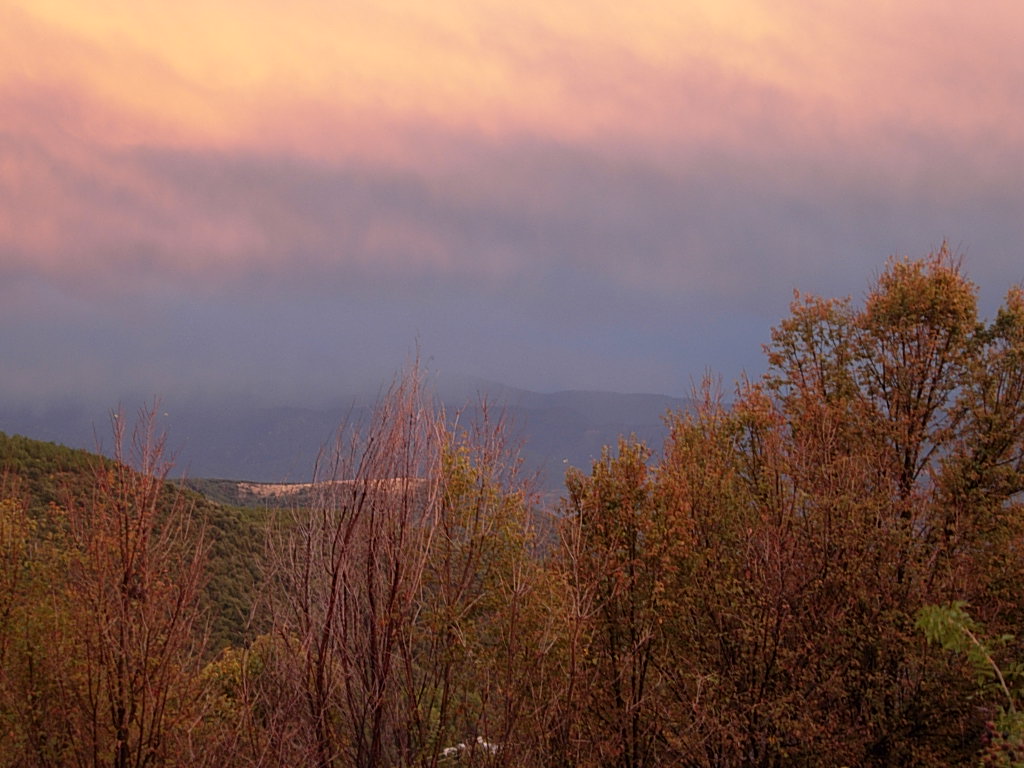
[10,0,1022,160]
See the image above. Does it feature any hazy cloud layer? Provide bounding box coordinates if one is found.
[3,1,1024,407]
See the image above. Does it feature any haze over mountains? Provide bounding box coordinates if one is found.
[0,380,693,491]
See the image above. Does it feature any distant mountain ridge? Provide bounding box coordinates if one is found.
[0,382,694,490]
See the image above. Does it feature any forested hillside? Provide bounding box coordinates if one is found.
[0,428,266,653]
[2,249,1024,767]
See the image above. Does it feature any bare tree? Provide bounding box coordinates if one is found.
[258,368,548,768]
[261,368,444,767]
[56,404,209,768]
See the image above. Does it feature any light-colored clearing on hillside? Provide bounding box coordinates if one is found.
[235,478,425,499]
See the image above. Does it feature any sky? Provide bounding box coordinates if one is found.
[3,0,1024,409]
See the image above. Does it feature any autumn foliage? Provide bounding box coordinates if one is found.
[3,247,1024,766]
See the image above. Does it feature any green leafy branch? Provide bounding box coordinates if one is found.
[917,602,1024,766]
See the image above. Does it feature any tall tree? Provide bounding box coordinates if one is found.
[561,438,689,768]
[746,246,1024,764]
[47,406,209,768]
[259,367,542,768]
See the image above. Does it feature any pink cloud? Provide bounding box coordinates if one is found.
[3,0,1024,305]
